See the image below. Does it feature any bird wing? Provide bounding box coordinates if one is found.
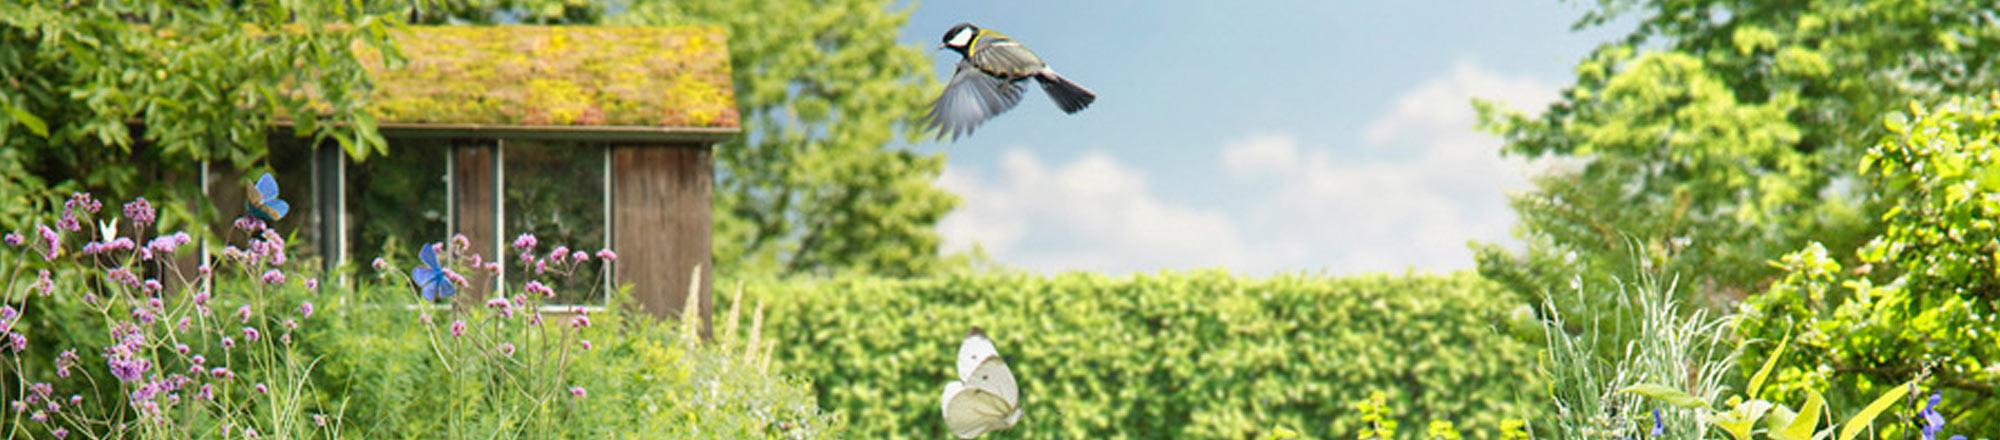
[926,60,1024,141]
[969,33,1047,78]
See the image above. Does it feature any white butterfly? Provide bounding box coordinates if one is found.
[98,218,118,240]
[940,326,1022,439]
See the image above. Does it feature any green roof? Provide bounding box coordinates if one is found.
[359,26,739,131]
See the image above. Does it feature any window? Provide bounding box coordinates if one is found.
[346,139,451,266]
[502,141,609,305]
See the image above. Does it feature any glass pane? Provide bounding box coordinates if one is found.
[264,140,320,264]
[503,141,606,305]
[347,139,451,267]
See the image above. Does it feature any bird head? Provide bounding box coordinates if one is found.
[939,23,980,54]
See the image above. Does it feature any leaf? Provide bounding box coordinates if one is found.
[1749,338,1788,399]
[1774,391,1824,440]
[1622,384,1711,409]
[1838,381,1912,440]
[5,103,48,138]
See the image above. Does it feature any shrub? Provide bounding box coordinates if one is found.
[737,271,1542,439]
[1738,95,2000,434]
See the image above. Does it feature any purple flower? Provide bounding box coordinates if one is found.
[6,333,24,352]
[124,198,155,227]
[55,350,78,378]
[243,326,261,342]
[512,233,537,251]
[142,279,162,294]
[1652,408,1663,436]
[580,339,593,351]
[526,281,554,298]
[486,298,514,318]
[37,225,59,260]
[450,320,467,337]
[209,367,233,380]
[254,383,268,394]
[106,355,151,382]
[570,386,586,399]
[233,217,265,233]
[243,427,259,438]
[299,302,314,318]
[33,270,51,296]
[175,343,189,354]
[221,337,236,350]
[550,246,570,264]
[372,257,390,271]
[146,232,191,256]
[261,269,286,285]
[595,249,617,262]
[105,267,141,289]
[304,278,319,290]
[452,234,471,252]
[237,305,253,323]
[190,354,205,365]
[2,232,20,246]
[1921,391,1946,440]
[498,342,515,357]
[571,315,591,329]
[51,428,67,439]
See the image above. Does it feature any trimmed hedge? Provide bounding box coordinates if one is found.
[738,271,1542,438]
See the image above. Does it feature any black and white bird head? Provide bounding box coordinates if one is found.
[939,23,980,55]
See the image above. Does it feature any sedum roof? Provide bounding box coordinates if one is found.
[358,26,739,132]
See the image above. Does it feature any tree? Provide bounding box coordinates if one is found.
[1476,0,2000,306]
[0,1,402,229]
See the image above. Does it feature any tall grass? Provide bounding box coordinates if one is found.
[1539,273,1733,438]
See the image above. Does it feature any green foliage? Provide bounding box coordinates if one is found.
[614,0,958,277]
[0,1,404,230]
[306,283,833,438]
[1738,96,2000,434]
[1476,0,2000,314]
[736,271,1542,439]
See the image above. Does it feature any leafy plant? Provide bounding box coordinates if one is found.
[737,271,1543,439]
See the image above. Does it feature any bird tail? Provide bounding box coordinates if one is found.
[1034,70,1096,114]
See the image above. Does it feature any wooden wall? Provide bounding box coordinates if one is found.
[453,144,500,302]
[611,145,712,332]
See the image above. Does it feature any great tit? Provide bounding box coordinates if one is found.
[925,23,1096,141]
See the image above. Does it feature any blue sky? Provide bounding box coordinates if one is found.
[899,2,1633,275]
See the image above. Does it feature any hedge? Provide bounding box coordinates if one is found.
[736,271,1542,438]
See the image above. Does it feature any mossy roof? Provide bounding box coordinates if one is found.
[358,26,739,132]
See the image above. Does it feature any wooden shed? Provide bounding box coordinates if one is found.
[229,26,737,318]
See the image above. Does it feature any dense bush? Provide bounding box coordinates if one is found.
[736,271,1542,439]
[1738,95,2000,434]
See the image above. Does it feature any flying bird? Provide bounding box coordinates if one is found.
[940,326,1023,438]
[926,23,1096,141]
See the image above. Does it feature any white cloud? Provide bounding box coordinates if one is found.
[938,61,1561,275]
[937,149,1257,273]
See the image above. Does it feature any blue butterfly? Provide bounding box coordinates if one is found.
[411,243,457,302]
[246,173,290,222]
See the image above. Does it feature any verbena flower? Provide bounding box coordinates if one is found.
[3,232,20,246]
[526,281,554,298]
[450,320,467,337]
[595,249,617,262]
[299,302,314,318]
[124,198,155,227]
[452,234,471,252]
[498,342,516,357]
[304,278,319,290]
[261,269,286,285]
[243,327,261,342]
[237,305,253,323]
[570,386,586,399]
[580,339,593,351]
[37,225,59,260]
[372,257,390,271]
[571,315,591,329]
[210,367,233,380]
[512,233,537,251]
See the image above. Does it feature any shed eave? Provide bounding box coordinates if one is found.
[274,122,740,144]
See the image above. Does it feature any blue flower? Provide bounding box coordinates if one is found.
[1918,391,1947,440]
[1651,408,1664,437]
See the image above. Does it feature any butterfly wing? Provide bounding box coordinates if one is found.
[412,267,440,301]
[957,327,1001,380]
[255,173,281,201]
[965,356,1019,409]
[940,381,1018,439]
[432,270,457,299]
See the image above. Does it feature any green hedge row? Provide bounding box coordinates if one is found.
[737,271,1543,439]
